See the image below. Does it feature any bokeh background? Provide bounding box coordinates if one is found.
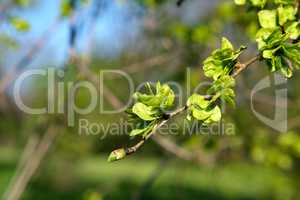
[1,0,300,200]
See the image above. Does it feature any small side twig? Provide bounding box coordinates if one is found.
[125,106,187,155]
[232,55,261,78]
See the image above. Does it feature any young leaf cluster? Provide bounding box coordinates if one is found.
[235,0,300,77]
[186,94,221,124]
[187,38,240,124]
[127,82,175,137]
[257,28,300,77]
[208,75,236,107]
[235,0,296,8]
[203,37,246,80]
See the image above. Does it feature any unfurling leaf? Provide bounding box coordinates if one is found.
[187,94,222,124]
[203,37,245,80]
[221,37,234,50]
[258,10,277,29]
[133,82,175,110]
[285,22,300,40]
[132,102,157,121]
[187,94,210,109]
[208,75,236,107]
[129,127,149,137]
[128,82,175,138]
[129,121,156,137]
[277,5,296,26]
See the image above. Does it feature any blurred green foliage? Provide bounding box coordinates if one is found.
[1,0,300,200]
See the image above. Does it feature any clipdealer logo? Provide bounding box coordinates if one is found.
[12,68,289,134]
[251,74,288,132]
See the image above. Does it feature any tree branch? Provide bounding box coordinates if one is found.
[118,54,261,159]
[0,19,60,95]
[3,126,60,200]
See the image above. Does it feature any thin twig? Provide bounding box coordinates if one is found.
[76,9,124,109]
[125,106,187,155]
[3,17,64,200]
[0,19,60,95]
[3,135,39,200]
[76,21,195,160]
[232,55,261,78]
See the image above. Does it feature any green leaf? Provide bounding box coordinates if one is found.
[277,56,293,78]
[222,88,236,107]
[221,37,234,50]
[134,82,175,110]
[250,0,267,7]
[132,103,157,121]
[107,148,126,162]
[277,5,296,26]
[134,92,161,107]
[187,94,222,124]
[15,0,31,7]
[189,104,222,124]
[267,56,293,78]
[187,94,209,109]
[234,0,246,5]
[207,106,222,123]
[60,0,73,17]
[129,121,156,137]
[203,38,245,80]
[274,0,296,5]
[191,108,212,121]
[129,127,148,137]
[255,28,275,50]
[157,83,175,110]
[10,17,30,32]
[209,75,235,92]
[258,10,277,29]
[263,50,274,59]
[203,60,225,80]
[270,56,281,72]
[262,46,280,59]
[282,43,300,69]
[280,65,293,78]
[285,22,300,40]
[264,29,288,49]
[208,75,236,107]
[256,28,289,57]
